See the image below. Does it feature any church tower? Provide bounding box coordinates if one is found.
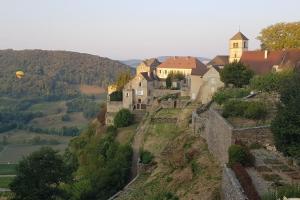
[229,32,249,63]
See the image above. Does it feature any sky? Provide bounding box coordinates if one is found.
[0,0,299,60]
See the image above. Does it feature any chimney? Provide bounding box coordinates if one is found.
[264,50,268,59]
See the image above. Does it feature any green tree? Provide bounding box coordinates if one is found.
[114,109,134,128]
[10,147,71,200]
[166,76,172,89]
[116,71,131,91]
[271,73,300,159]
[220,62,254,87]
[257,22,300,50]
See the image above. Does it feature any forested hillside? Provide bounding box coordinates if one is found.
[0,49,132,98]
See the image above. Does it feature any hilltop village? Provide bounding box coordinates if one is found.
[106,31,300,125]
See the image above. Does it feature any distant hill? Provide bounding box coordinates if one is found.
[120,56,211,68]
[0,49,132,98]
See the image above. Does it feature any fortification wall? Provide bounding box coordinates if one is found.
[192,106,273,165]
[222,165,247,200]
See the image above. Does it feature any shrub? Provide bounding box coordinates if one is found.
[222,100,247,118]
[220,61,254,87]
[223,100,267,120]
[114,109,134,128]
[140,150,154,164]
[213,88,250,105]
[106,125,117,136]
[244,101,268,119]
[166,76,172,89]
[250,70,293,93]
[232,164,261,200]
[109,91,123,101]
[228,144,254,167]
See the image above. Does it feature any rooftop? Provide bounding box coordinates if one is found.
[230,32,249,40]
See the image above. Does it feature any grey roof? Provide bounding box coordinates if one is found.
[207,55,229,67]
[230,32,249,40]
[142,58,161,68]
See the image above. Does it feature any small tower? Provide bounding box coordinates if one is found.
[229,32,249,63]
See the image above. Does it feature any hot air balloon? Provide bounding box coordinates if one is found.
[16,71,25,79]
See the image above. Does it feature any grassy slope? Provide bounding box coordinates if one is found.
[118,104,221,200]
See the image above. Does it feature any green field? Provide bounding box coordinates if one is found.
[0,164,16,175]
[0,177,14,188]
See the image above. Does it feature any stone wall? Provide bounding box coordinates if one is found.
[152,89,180,98]
[222,165,247,200]
[192,106,273,165]
[159,99,190,109]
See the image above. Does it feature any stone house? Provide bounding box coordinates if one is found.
[123,72,157,111]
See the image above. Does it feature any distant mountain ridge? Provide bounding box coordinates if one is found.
[120,56,211,68]
[0,49,132,97]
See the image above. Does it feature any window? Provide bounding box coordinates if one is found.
[234,53,237,58]
[165,70,167,74]
[126,93,129,97]
[244,41,247,48]
[159,70,161,74]
[233,42,238,48]
[138,99,141,103]
[139,82,142,87]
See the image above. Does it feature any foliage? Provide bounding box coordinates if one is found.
[106,125,118,135]
[109,90,123,101]
[20,125,80,136]
[97,104,107,125]
[64,125,133,199]
[232,164,261,200]
[66,97,100,119]
[228,145,254,167]
[257,22,300,50]
[166,75,172,89]
[114,109,134,128]
[0,49,131,98]
[140,150,154,164]
[223,100,267,120]
[213,88,250,105]
[10,147,71,200]
[250,70,294,93]
[220,62,254,87]
[271,73,300,161]
[159,93,179,101]
[262,184,300,200]
[165,72,185,89]
[116,71,132,91]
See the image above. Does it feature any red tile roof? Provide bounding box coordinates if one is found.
[240,49,300,74]
[157,56,208,76]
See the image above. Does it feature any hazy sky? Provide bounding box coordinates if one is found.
[0,0,299,60]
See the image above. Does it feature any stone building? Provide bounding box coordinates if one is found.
[123,72,157,111]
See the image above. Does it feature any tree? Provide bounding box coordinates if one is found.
[116,71,131,91]
[257,22,300,50]
[220,61,254,87]
[271,72,300,159]
[166,76,172,89]
[114,109,134,128]
[10,147,71,200]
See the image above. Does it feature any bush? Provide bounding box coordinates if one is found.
[110,91,123,101]
[223,100,267,120]
[244,101,268,119]
[114,109,134,128]
[228,145,254,167]
[222,100,247,118]
[250,70,293,93]
[106,125,117,136]
[140,150,154,164]
[213,88,250,105]
[220,61,254,87]
[232,164,261,200]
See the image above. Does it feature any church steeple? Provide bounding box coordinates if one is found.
[229,32,249,63]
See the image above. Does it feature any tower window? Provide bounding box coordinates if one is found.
[139,82,142,87]
[233,43,239,48]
